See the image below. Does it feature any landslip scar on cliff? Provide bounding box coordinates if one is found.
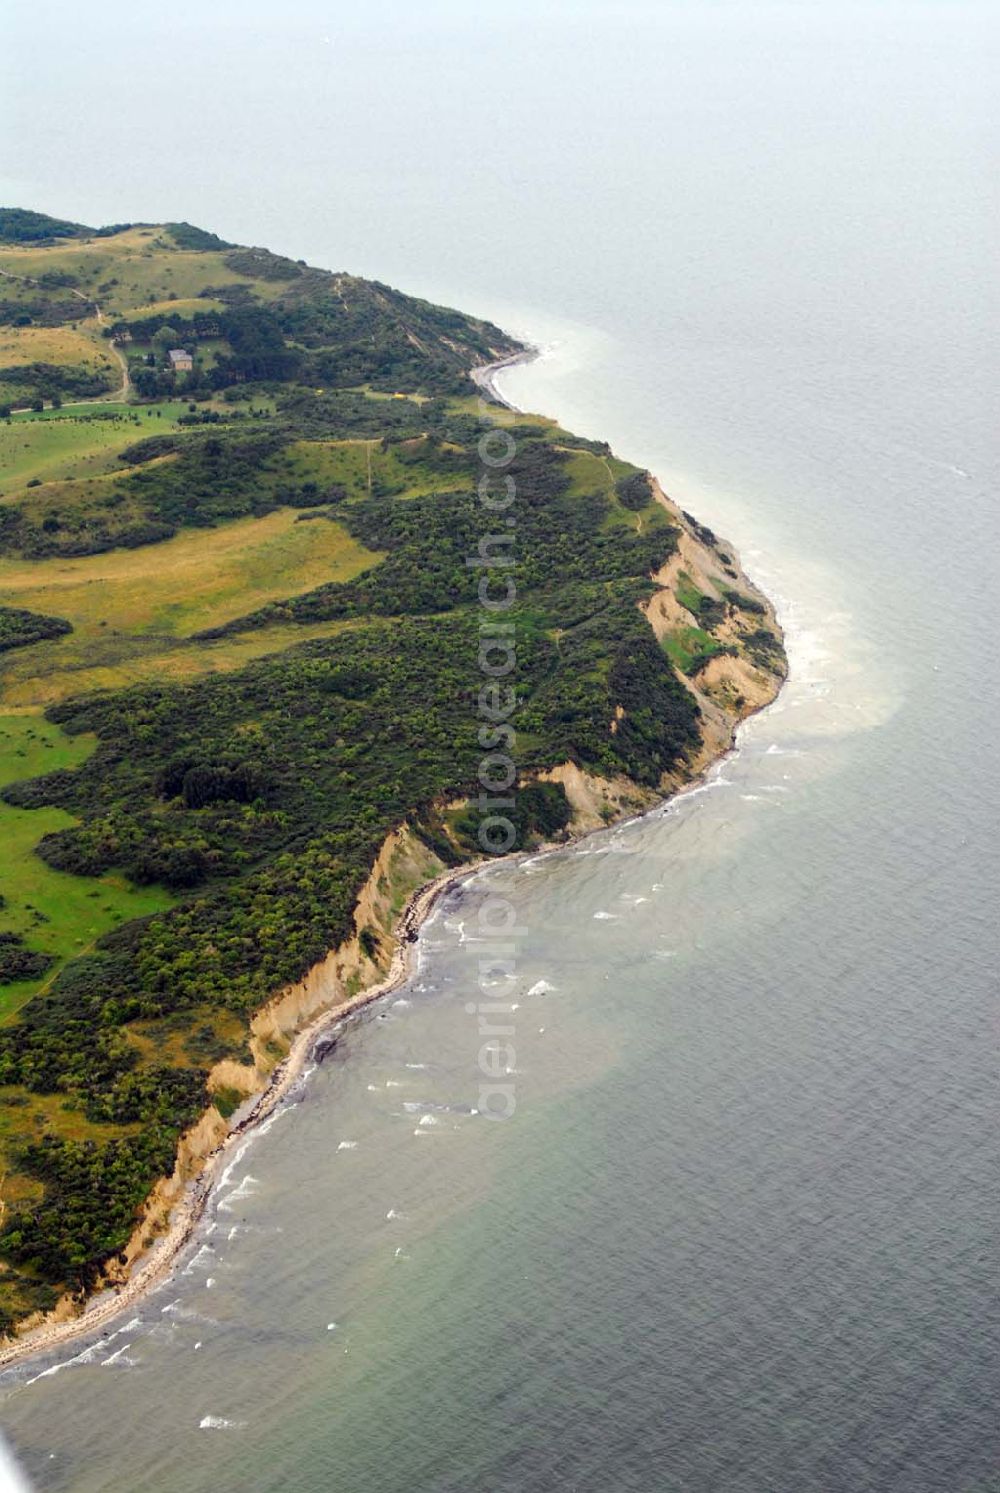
[0,207,785,1356]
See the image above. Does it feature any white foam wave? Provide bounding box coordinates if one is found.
[101,1342,136,1368]
[159,1302,218,1325]
[663,775,732,812]
[217,1174,261,1214]
[23,1330,116,1385]
[112,1317,142,1334]
[183,1243,216,1273]
[217,1136,256,1192]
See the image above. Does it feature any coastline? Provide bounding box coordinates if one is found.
[0,856,481,1372]
[470,347,540,408]
[0,354,786,1372]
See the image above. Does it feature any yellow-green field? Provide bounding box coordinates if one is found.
[559,446,664,533]
[0,617,365,708]
[0,227,291,317]
[0,315,120,408]
[0,1086,141,1174]
[0,715,175,1023]
[0,1092,141,1217]
[118,296,227,323]
[0,505,380,635]
[284,436,473,501]
[0,406,184,489]
[0,323,110,372]
[563,447,631,497]
[0,399,282,494]
[0,509,382,707]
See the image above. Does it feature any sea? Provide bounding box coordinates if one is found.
[0,2,996,1489]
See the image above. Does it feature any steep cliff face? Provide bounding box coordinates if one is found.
[201,488,786,1111]
[643,479,785,781]
[206,826,445,1097]
[85,828,446,1299]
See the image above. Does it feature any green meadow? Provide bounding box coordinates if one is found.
[0,405,189,489]
[0,715,174,1022]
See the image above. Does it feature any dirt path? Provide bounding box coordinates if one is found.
[81,293,130,400]
[0,267,129,407]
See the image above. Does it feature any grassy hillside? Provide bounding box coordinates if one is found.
[0,716,174,1026]
[0,215,785,1336]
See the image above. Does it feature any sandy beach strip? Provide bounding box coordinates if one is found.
[470,348,538,408]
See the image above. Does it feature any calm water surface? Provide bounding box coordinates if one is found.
[0,3,997,1489]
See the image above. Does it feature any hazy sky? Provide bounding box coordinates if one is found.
[3,0,995,306]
